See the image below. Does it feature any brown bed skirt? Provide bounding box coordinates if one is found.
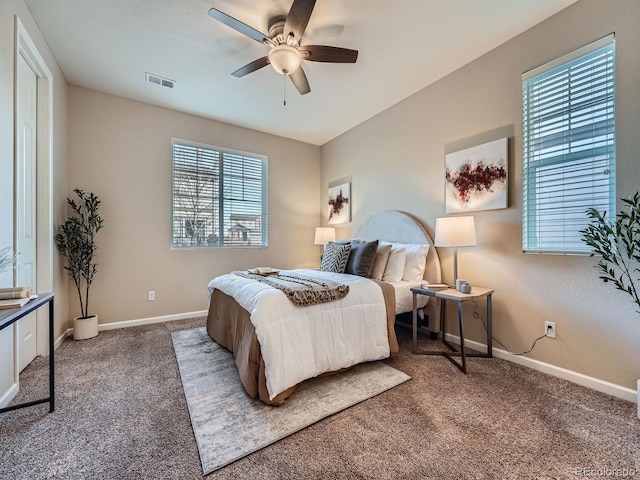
[206,279,398,406]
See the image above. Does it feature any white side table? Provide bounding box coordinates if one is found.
[411,286,493,373]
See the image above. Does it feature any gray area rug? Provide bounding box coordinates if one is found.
[171,327,411,475]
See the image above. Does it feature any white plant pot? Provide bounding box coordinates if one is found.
[73,314,98,340]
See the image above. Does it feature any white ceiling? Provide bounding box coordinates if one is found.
[25,0,577,146]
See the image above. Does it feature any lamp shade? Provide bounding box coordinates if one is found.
[314,227,336,245]
[268,45,302,75]
[434,216,477,247]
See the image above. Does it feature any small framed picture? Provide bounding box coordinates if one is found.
[327,182,351,224]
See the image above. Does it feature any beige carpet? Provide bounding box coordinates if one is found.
[0,316,638,479]
[172,327,411,474]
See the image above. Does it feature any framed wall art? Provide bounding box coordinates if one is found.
[327,182,351,224]
[445,137,508,213]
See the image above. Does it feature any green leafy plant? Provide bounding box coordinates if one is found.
[55,189,104,318]
[581,192,640,313]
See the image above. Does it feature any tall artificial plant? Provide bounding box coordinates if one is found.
[581,192,640,313]
[55,189,104,318]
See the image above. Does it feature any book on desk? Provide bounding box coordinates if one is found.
[0,295,37,310]
[421,283,449,291]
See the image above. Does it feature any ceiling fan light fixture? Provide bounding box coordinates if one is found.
[268,44,302,75]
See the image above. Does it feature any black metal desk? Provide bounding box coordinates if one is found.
[411,287,493,373]
[0,293,54,413]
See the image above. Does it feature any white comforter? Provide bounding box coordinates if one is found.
[208,268,389,400]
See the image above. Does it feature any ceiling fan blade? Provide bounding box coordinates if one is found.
[208,8,270,44]
[232,56,270,77]
[284,0,316,42]
[300,45,358,63]
[289,67,311,95]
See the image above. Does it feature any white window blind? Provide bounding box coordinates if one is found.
[171,139,268,248]
[522,35,615,254]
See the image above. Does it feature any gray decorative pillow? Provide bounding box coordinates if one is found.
[345,240,379,277]
[320,242,352,273]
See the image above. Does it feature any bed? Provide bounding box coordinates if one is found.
[206,210,441,405]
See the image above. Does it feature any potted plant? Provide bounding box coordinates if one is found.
[581,192,639,417]
[55,189,104,340]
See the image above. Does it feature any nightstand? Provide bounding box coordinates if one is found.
[411,286,493,373]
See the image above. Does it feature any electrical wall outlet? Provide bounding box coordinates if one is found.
[148,290,155,301]
[545,321,556,339]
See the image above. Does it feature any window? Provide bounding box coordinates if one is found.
[522,35,615,254]
[171,139,268,248]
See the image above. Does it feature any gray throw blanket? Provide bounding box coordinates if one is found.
[232,271,349,307]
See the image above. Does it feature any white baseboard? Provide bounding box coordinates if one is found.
[0,383,18,408]
[63,311,206,343]
[55,331,69,350]
[443,333,637,404]
[97,310,207,331]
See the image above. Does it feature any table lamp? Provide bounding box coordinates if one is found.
[434,216,477,285]
[314,227,336,251]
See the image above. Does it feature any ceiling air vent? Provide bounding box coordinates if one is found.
[145,72,175,89]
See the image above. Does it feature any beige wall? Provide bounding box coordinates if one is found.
[321,0,640,390]
[68,86,321,323]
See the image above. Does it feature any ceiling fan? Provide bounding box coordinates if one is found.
[208,0,358,96]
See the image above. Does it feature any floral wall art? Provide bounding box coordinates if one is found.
[327,182,351,224]
[445,137,508,213]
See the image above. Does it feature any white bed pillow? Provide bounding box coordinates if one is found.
[381,241,430,282]
[401,243,430,282]
[381,246,406,282]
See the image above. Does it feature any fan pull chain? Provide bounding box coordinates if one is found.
[283,74,287,106]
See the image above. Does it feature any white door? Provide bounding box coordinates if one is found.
[16,52,38,372]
